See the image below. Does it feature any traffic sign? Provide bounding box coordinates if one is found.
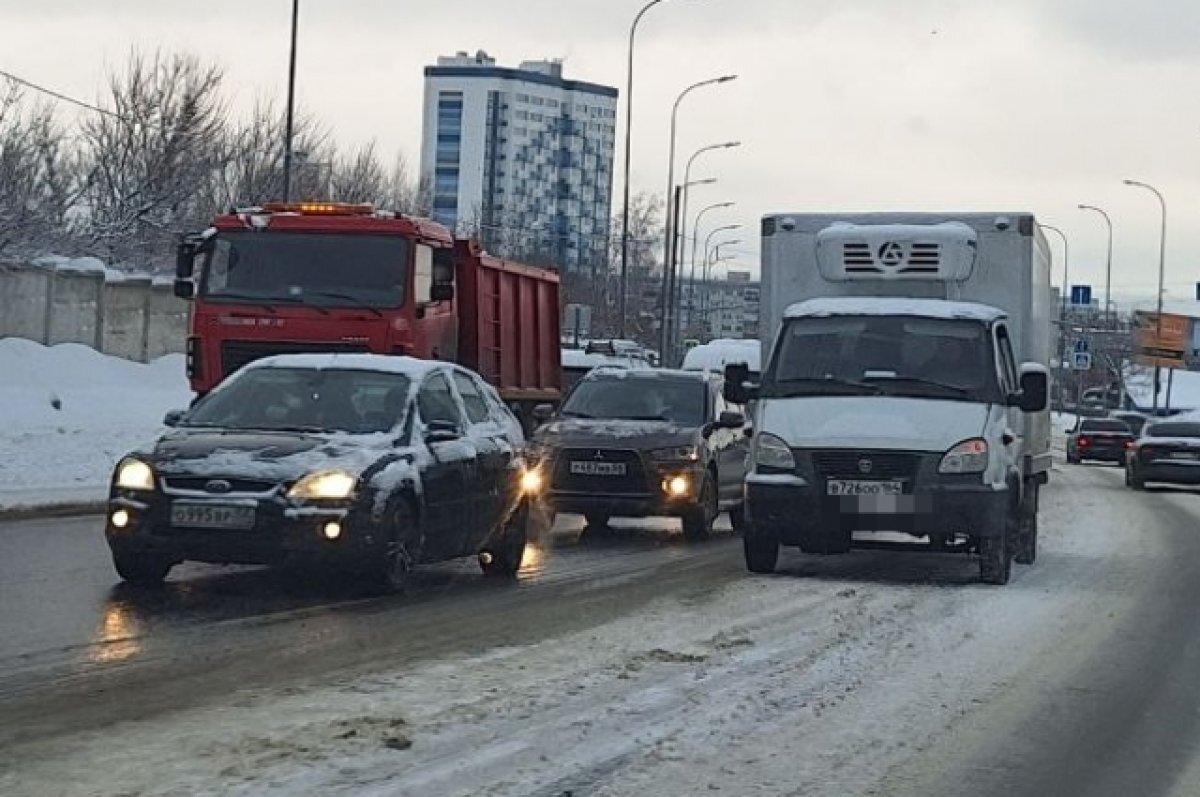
[1070,285,1092,306]
[1072,351,1092,370]
[1073,339,1089,354]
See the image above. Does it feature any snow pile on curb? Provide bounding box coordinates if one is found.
[0,338,192,511]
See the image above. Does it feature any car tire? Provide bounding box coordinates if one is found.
[1067,454,1079,465]
[682,472,718,541]
[583,512,610,530]
[481,503,529,578]
[112,549,173,586]
[1015,489,1038,566]
[365,502,418,595]
[743,525,780,574]
[1129,471,1146,491]
[979,511,1015,585]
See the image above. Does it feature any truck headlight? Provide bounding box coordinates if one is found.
[288,470,358,500]
[753,433,795,473]
[938,439,989,474]
[114,458,156,491]
[648,445,699,462]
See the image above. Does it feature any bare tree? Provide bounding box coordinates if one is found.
[330,141,388,204]
[78,50,229,266]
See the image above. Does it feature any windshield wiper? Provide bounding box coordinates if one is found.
[302,291,384,318]
[619,415,671,422]
[863,375,972,397]
[769,376,882,396]
[206,291,284,313]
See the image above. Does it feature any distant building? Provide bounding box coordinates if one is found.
[680,272,761,341]
[419,50,619,273]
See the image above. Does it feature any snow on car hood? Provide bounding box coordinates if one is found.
[150,428,395,482]
[760,396,989,452]
[535,418,698,450]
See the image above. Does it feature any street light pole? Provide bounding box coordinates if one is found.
[618,0,667,338]
[1078,204,1114,327]
[696,225,739,335]
[688,201,734,328]
[1125,179,1169,414]
[1040,223,1071,410]
[675,140,738,340]
[673,177,716,333]
[281,0,300,202]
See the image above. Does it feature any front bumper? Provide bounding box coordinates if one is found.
[546,462,706,519]
[744,472,1009,542]
[104,492,383,567]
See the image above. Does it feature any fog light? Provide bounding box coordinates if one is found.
[110,509,131,529]
[322,521,342,540]
[665,475,690,497]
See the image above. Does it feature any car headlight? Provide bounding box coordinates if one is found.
[287,470,358,500]
[114,458,156,491]
[753,433,795,472]
[648,445,699,462]
[938,438,989,474]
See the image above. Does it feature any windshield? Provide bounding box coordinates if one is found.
[201,231,408,308]
[184,367,411,434]
[561,376,706,425]
[1145,422,1200,439]
[766,315,999,401]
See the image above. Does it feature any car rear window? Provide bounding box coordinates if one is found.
[1080,420,1130,432]
[1145,422,1200,439]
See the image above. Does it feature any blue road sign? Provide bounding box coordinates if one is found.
[1073,352,1093,370]
[1070,285,1092,306]
[1074,339,1090,354]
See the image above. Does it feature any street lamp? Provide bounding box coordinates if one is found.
[676,140,739,325]
[673,176,717,335]
[660,139,739,355]
[687,201,735,326]
[660,77,737,332]
[1124,178,1169,413]
[281,0,300,202]
[1078,203,1114,327]
[1039,224,1070,318]
[618,0,671,337]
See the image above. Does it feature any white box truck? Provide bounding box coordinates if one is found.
[725,213,1052,584]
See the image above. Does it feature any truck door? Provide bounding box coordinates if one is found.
[994,323,1021,467]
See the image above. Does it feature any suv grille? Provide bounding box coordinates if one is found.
[220,340,370,378]
[552,448,650,496]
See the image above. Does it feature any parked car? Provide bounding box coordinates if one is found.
[104,354,538,591]
[1067,418,1134,464]
[1125,418,1200,490]
[528,369,750,539]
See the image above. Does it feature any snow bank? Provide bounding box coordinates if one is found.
[1124,367,1200,412]
[0,338,192,510]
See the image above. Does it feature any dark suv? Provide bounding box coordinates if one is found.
[528,369,749,539]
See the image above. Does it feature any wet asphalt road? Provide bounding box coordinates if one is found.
[6,465,1200,796]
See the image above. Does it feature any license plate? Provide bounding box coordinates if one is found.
[827,479,903,497]
[1170,451,1197,460]
[570,461,627,476]
[170,502,256,529]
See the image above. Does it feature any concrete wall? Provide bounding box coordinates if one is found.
[0,262,190,362]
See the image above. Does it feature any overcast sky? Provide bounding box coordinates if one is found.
[4,0,1200,308]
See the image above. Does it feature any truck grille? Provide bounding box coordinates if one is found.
[220,341,370,378]
[552,448,650,496]
[810,450,921,481]
[841,242,942,275]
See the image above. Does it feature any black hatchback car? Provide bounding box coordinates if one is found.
[1125,418,1200,489]
[105,354,537,591]
[528,368,749,539]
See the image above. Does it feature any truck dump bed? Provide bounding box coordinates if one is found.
[454,239,562,404]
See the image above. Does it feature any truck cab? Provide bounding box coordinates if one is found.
[730,215,1051,585]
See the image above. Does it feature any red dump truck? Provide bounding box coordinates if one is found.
[173,202,562,425]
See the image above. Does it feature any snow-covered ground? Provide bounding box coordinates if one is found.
[0,462,1157,797]
[0,339,192,511]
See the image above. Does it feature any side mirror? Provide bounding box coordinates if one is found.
[163,409,186,427]
[424,420,461,444]
[718,410,746,429]
[1016,363,1049,413]
[173,279,195,300]
[532,403,555,423]
[723,363,759,404]
[175,240,197,278]
[430,282,455,302]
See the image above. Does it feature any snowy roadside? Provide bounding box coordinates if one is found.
[0,464,1159,797]
[0,339,192,514]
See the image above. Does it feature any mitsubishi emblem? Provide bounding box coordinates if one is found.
[857,458,873,475]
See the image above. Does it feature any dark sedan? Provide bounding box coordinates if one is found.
[1067,418,1134,464]
[528,369,749,540]
[104,354,537,591]
[1126,419,1200,490]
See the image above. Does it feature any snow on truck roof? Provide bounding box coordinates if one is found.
[784,297,1005,322]
[243,353,447,377]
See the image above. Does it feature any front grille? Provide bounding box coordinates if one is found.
[552,448,650,495]
[220,340,370,378]
[163,476,279,494]
[810,450,921,480]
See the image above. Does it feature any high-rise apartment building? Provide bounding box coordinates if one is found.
[419,50,619,273]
